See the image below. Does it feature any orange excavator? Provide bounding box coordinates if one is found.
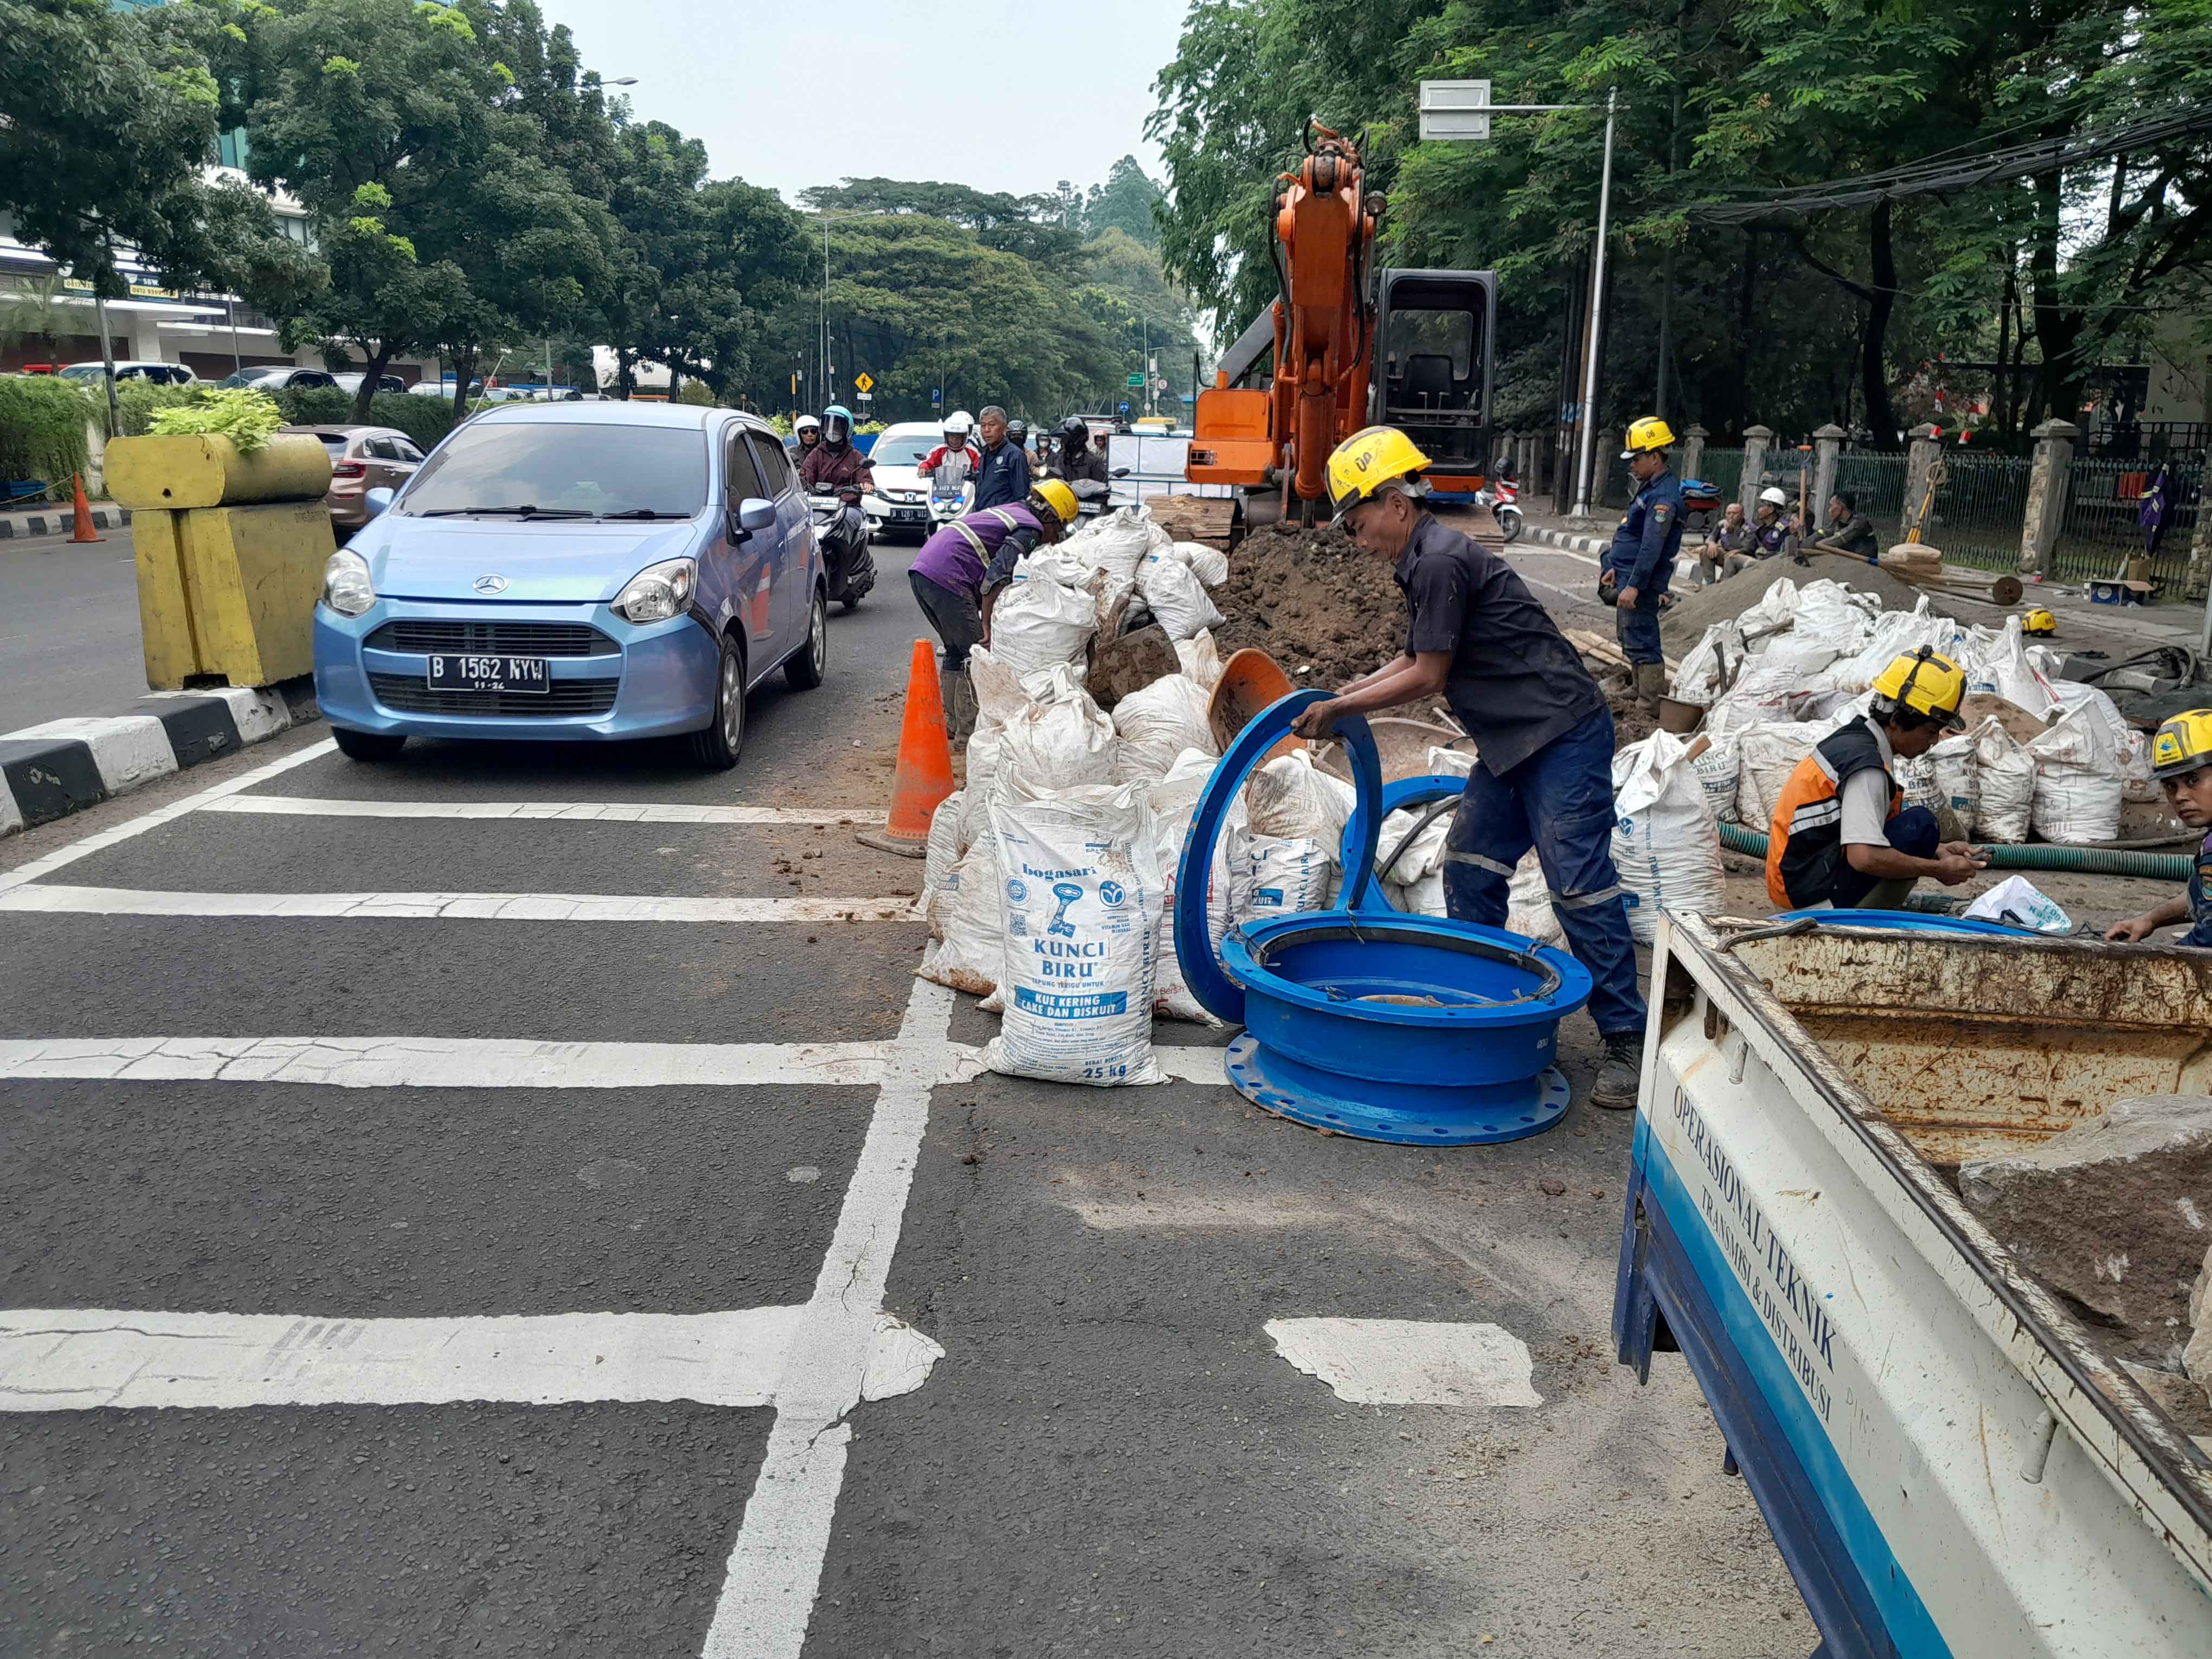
[1184,121,1499,538]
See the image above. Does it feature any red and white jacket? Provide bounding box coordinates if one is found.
[917,442,982,493]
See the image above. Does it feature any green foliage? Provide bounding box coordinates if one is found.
[0,374,94,487]
[674,381,718,407]
[104,382,198,439]
[266,387,462,449]
[146,387,286,453]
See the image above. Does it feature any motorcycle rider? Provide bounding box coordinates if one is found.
[793,414,822,460]
[1052,415,1109,487]
[798,403,873,496]
[917,411,981,499]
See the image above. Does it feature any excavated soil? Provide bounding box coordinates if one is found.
[1211,524,1407,686]
[1660,552,1928,648]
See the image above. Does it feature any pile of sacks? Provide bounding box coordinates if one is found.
[916,503,1232,1088]
[1670,578,2149,846]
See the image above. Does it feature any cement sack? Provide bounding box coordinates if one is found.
[963,664,1113,849]
[1136,549,1226,641]
[1689,732,1742,825]
[1963,616,2061,721]
[919,840,1005,996]
[1611,730,1725,944]
[1965,874,2073,935]
[1673,621,1745,707]
[1236,832,1333,925]
[2121,729,2159,803]
[1144,751,1229,1025]
[1927,730,1978,827]
[923,789,966,910]
[1377,802,1453,886]
[1735,577,1801,646]
[1790,580,1877,653]
[1111,672,1217,786]
[2029,700,2122,845]
[1173,539,1230,587]
[1174,628,1224,691]
[987,571,1097,679]
[1734,723,1825,831]
[1059,506,1153,591]
[1245,749,1357,851]
[982,779,1167,1086]
[1833,601,1965,695]
[1971,718,2036,844]
[1014,547,1099,589]
[1508,847,1565,945]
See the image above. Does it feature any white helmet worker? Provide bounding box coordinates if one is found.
[1758,485,1788,507]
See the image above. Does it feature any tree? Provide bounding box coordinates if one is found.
[1082,156,1165,246]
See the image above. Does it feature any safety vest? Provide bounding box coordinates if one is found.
[1766,717,1901,908]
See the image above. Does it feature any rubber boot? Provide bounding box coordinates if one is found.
[1590,1031,1643,1110]
[1635,660,1668,717]
[943,665,978,748]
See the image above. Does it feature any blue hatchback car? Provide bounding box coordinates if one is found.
[313,402,826,769]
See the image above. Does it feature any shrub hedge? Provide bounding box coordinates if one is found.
[0,376,95,488]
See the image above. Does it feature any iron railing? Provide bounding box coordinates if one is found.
[1835,451,1908,538]
[2051,456,2200,584]
[1694,447,1745,504]
[1919,449,2033,572]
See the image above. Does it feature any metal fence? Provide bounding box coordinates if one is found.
[1695,447,1745,505]
[1920,450,2033,572]
[1602,450,1633,507]
[2051,456,2201,584]
[1835,451,1908,536]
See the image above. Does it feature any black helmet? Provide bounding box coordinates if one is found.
[1059,415,1089,440]
[1008,417,1029,443]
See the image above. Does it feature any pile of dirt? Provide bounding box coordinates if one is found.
[1210,524,1406,686]
[1660,552,1928,648]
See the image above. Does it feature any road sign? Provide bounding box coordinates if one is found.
[852,372,874,394]
[1418,80,1492,141]
[1117,401,1130,415]
[931,387,942,406]
[1126,372,1144,389]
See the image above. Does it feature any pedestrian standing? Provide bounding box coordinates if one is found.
[970,406,1032,511]
[1287,426,1650,1109]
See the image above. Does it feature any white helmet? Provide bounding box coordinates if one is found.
[794,414,821,434]
[1758,485,1788,506]
[944,410,973,437]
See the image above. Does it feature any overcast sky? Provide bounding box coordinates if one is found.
[536,0,1191,207]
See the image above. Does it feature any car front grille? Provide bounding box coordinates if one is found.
[365,620,619,658]
[368,673,620,718]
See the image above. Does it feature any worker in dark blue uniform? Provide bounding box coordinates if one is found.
[1289,425,1651,1110]
[1600,416,1684,717]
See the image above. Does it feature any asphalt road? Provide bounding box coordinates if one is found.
[0,531,148,733]
[0,533,1809,1656]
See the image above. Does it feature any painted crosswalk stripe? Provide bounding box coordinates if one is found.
[0,1305,943,1412]
[0,1035,898,1089]
[203,796,887,826]
[0,885,923,923]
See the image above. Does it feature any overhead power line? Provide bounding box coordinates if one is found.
[1684,105,2212,224]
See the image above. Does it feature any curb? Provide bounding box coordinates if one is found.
[1,678,320,838]
[1521,522,1610,561]
[0,506,132,540]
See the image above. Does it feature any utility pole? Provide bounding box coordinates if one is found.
[819,215,830,410]
[1571,89,1619,522]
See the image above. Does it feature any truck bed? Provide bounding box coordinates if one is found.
[1616,914,2212,1658]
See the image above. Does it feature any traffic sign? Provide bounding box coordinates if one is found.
[1117,401,1130,415]
[1126,372,1145,388]
[853,372,874,394]
[1419,80,1492,141]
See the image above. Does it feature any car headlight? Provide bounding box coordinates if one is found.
[611,556,697,623]
[321,549,376,617]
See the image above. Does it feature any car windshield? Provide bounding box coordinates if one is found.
[398,421,708,519]
[871,430,937,468]
[57,365,102,382]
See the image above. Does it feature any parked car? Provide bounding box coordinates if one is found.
[218,365,339,391]
[282,423,426,532]
[313,402,827,769]
[333,372,407,396]
[57,360,197,386]
[852,419,941,539]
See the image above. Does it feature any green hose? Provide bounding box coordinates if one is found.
[1716,820,2193,881]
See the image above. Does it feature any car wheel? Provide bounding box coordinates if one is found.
[333,728,406,761]
[689,633,747,770]
[786,585,828,690]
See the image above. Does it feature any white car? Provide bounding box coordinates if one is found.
[860,421,946,541]
[57,359,198,387]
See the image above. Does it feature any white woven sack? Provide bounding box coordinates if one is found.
[1110,673,1216,786]
[987,574,1096,679]
[1611,731,1724,945]
[1135,550,1226,641]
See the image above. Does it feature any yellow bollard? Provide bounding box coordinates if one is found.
[110,433,335,690]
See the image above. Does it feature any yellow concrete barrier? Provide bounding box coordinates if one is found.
[115,434,336,689]
[106,432,333,509]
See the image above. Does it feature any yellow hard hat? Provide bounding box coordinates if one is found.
[2151,711,2212,781]
[1028,477,1079,528]
[1621,416,1675,458]
[1869,646,1967,729]
[1326,425,1431,518]
[2021,607,2057,636]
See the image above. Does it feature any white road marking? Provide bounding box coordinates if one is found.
[701,977,955,1659]
[0,736,335,896]
[203,796,885,826]
[1264,1317,1543,1409]
[0,1035,895,1090]
[2,715,178,793]
[0,1306,942,1413]
[0,884,924,923]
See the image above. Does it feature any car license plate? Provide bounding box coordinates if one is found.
[426,653,549,693]
[890,507,925,523]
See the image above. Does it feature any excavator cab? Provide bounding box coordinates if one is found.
[1371,269,1497,497]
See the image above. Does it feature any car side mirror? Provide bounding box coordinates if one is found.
[364,486,395,519]
[730,496,777,541]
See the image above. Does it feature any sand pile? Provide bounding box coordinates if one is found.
[1210,524,1406,686]
[1661,553,1927,649]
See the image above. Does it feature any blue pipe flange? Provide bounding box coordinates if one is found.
[1173,692,1593,1146]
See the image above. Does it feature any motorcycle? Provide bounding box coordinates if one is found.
[808,489,877,610]
[1474,465,1523,544]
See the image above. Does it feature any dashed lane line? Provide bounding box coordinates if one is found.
[0,884,924,923]
[202,797,888,826]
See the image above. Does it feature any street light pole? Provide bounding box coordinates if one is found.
[1570,88,1619,522]
[820,215,830,410]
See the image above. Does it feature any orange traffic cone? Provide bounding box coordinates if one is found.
[69,473,102,543]
[856,640,956,858]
